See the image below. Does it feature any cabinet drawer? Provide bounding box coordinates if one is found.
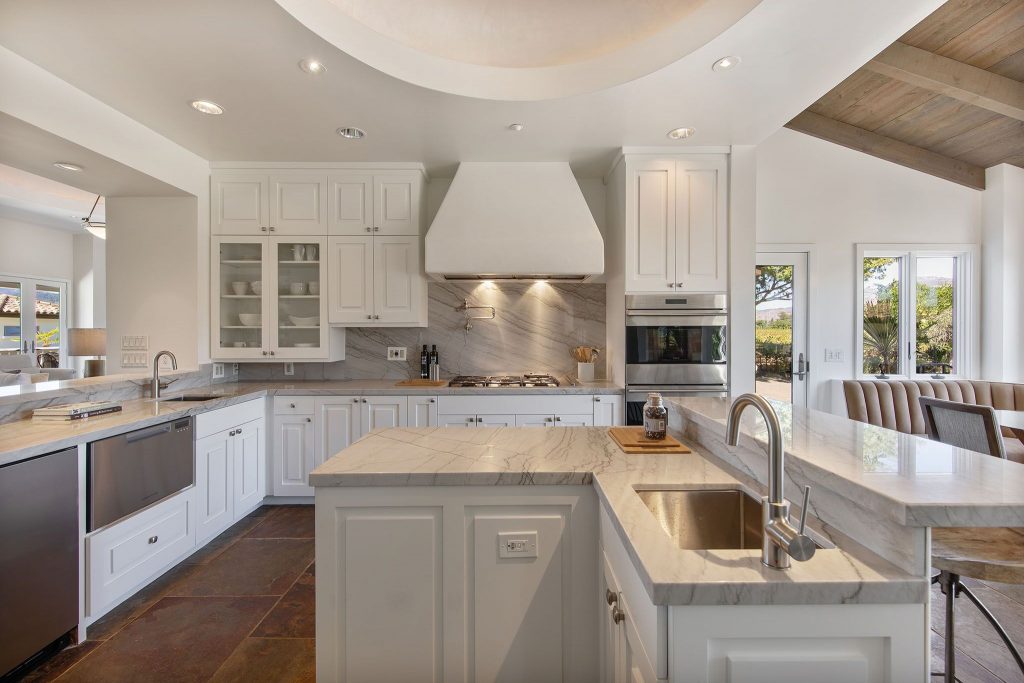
[87,489,196,619]
[274,396,316,415]
[437,394,595,416]
[195,398,265,439]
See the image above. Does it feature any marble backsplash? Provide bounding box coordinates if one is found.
[238,282,606,382]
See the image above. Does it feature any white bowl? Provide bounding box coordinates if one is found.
[289,315,320,327]
[289,282,308,295]
[250,281,263,295]
[238,313,262,327]
[294,342,315,348]
[230,282,248,296]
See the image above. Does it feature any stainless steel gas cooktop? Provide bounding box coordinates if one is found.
[448,374,560,388]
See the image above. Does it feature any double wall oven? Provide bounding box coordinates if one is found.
[625,293,728,425]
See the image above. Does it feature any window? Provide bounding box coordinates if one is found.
[856,246,977,379]
[0,276,69,367]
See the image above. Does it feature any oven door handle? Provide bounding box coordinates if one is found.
[626,384,727,393]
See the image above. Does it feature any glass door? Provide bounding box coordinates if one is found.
[213,237,268,359]
[272,238,326,358]
[0,276,68,368]
[754,252,808,407]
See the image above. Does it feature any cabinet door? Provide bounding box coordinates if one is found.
[327,236,374,324]
[515,414,554,427]
[268,173,327,235]
[195,429,234,545]
[625,161,676,293]
[439,413,478,427]
[373,172,422,235]
[593,395,624,427]
[478,414,516,428]
[273,413,316,497]
[316,398,361,471]
[409,396,438,427]
[271,237,328,359]
[212,174,268,235]
[212,236,270,359]
[328,173,374,235]
[674,156,727,292]
[233,420,265,518]
[362,396,408,433]
[555,413,594,427]
[373,236,425,325]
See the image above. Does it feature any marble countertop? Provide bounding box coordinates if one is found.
[309,425,925,606]
[669,397,1024,528]
[0,380,623,466]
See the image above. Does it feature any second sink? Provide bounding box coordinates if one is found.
[636,489,764,550]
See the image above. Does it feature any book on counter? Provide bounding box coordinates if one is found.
[33,401,123,421]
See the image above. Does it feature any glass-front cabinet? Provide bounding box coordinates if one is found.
[212,237,335,360]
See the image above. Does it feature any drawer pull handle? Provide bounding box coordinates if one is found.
[612,605,626,624]
[148,535,159,544]
[290,403,296,408]
[306,417,312,423]
[606,589,618,606]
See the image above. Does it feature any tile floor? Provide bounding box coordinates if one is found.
[12,503,1024,682]
[17,505,315,683]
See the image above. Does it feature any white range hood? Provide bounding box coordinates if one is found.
[425,162,604,281]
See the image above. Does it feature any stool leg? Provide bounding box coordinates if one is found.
[933,571,958,683]
[958,581,1024,677]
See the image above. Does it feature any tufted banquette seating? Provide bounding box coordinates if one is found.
[843,379,1024,463]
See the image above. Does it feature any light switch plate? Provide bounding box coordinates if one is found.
[498,531,538,559]
[387,347,407,361]
[824,348,844,363]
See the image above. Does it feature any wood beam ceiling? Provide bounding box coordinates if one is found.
[866,41,1024,120]
[785,112,986,189]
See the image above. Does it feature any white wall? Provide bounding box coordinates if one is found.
[105,196,198,372]
[981,164,1024,384]
[755,128,982,411]
[0,216,74,282]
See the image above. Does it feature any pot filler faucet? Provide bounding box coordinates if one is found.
[152,350,177,399]
[726,393,815,569]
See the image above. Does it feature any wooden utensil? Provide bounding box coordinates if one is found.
[608,427,691,454]
[395,379,448,387]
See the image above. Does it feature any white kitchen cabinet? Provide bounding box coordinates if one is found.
[478,414,517,428]
[328,171,423,236]
[602,551,657,683]
[624,155,727,294]
[593,394,625,427]
[315,486,598,683]
[272,412,316,497]
[440,413,477,427]
[516,414,553,427]
[212,236,344,362]
[213,172,327,236]
[327,235,426,326]
[361,396,408,432]
[409,396,438,427]
[233,420,265,516]
[315,397,361,489]
[515,413,595,427]
[556,413,595,427]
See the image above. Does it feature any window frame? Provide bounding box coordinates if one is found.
[855,244,979,381]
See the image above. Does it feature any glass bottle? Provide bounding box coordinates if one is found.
[643,393,668,440]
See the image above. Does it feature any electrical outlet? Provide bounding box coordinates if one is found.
[498,531,538,559]
[284,362,295,376]
[232,363,239,375]
[387,347,407,361]
[824,348,845,363]
[213,363,225,379]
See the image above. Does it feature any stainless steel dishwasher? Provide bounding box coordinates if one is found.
[0,447,79,677]
[88,417,194,532]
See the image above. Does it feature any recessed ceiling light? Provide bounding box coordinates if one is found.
[712,55,741,72]
[507,123,525,132]
[299,58,327,75]
[53,162,83,172]
[190,100,224,115]
[667,127,695,140]
[336,127,366,139]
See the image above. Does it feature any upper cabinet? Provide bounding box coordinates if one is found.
[328,171,423,236]
[326,235,426,326]
[623,155,727,294]
[213,166,425,237]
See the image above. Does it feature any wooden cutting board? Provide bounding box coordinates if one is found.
[395,379,448,387]
[608,427,691,454]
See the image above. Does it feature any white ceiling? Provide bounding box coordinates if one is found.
[0,0,944,177]
[0,163,103,232]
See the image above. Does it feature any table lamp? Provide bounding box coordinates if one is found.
[68,328,107,378]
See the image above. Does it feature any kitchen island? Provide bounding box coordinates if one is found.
[311,396,1024,682]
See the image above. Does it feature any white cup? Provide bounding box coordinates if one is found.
[291,244,305,261]
[289,282,308,295]
[306,245,318,261]
[308,281,320,295]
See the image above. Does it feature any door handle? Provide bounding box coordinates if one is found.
[793,353,808,380]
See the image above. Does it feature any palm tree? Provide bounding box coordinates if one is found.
[863,316,899,375]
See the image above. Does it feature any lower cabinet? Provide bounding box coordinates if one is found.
[315,485,599,683]
[409,395,438,427]
[195,415,266,546]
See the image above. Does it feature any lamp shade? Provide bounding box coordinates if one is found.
[68,328,107,357]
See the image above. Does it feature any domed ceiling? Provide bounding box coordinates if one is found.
[276,0,762,99]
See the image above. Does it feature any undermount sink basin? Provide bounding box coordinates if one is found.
[636,489,765,550]
[158,394,222,403]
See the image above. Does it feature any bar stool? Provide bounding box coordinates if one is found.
[920,397,1024,682]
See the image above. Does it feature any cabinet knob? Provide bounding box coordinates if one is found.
[269,226,276,232]
[306,417,312,423]
[262,351,268,356]
[365,226,372,232]
[367,315,372,319]
[555,416,561,422]
[361,398,367,403]
[476,417,483,423]
[373,315,380,320]
[261,226,268,232]
[606,589,618,606]
[373,226,380,232]
[612,605,626,624]
[290,403,296,408]
[429,398,435,403]
[677,282,684,288]
[270,351,276,356]
[353,398,359,403]
[667,282,676,288]
[545,417,552,422]
[148,535,159,545]
[595,397,601,402]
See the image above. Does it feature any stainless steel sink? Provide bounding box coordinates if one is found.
[157,394,222,403]
[636,489,765,550]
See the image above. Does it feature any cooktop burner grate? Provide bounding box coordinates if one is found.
[448,374,560,388]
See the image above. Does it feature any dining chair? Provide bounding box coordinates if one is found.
[918,396,1024,682]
